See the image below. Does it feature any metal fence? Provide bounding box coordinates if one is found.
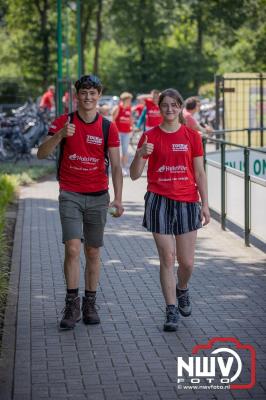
[202,132,266,247]
[215,73,266,147]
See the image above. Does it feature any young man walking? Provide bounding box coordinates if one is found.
[37,74,124,329]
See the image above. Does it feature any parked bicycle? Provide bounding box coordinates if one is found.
[0,101,49,162]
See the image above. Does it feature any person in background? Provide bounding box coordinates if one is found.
[39,85,55,113]
[99,104,111,120]
[183,97,213,136]
[112,92,134,176]
[62,85,77,113]
[136,90,163,131]
[130,88,210,332]
[133,97,145,120]
[37,74,124,330]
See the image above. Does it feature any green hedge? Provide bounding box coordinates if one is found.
[0,174,16,315]
[0,164,55,317]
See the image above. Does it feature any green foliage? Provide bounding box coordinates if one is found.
[199,82,215,99]
[0,174,16,212]
[5,0,57,93]
[0,0,265,98]
[0,174,16,315]
[0,164,55,183]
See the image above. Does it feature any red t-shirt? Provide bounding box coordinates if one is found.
[49,112,120,193]
[134,103,145,118]
[145,98,163,128]
[40,90,54,110]
[137,125,203,202]
[182,109,199,131]
[115,103,132,133]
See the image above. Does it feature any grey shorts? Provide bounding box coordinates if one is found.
[143,192,202,235]
[59,190,110,247]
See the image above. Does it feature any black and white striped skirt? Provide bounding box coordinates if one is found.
[143,192,202,235]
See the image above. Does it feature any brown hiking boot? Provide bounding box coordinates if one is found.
[60,296,81,329]
[82,296,100,324]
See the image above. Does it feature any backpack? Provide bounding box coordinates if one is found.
[56,112,111,181]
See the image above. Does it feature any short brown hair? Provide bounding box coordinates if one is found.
[185,96,200,111]
[75,74,103,93]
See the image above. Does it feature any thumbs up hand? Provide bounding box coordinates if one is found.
[138,134,154,157]
[60,121,75,138]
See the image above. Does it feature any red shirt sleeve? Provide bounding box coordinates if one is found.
[108,121,120,147]
[48,114,68,136]
[144,98,154,109]
[185,114,198,131]
[191,130,204,157]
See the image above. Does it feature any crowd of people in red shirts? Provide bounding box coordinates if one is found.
[39,84,213,177]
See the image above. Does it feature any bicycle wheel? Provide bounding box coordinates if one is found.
[2,138,17,161]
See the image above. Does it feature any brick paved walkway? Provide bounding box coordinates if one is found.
[0,175,265,400]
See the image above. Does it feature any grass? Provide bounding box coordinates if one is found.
[0,163,55,185]
[0,162,55,348]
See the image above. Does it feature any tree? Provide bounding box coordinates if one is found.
[110,0,176,87]
[6,0,57,92]
[93,0,103,75]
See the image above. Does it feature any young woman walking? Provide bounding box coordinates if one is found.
[130,88,210,332]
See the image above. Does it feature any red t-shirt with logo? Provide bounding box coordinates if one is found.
[115,103,132,133]
[145,98,163,128]
[48,112,120,193]
[137,125,203,202]
[40,90,54,110]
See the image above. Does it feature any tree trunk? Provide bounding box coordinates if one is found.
[138,0,148,86]
[93,0,103,75]
[139,36,148,86]
[81,2,93,74]
[194,10,203,94]
[35,0,50,89]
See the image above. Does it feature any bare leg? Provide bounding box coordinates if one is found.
[153,233,176,305]
[64,239,81,289]
[84,246,101,291]
[121,154,129,169]
[175,230,197,289]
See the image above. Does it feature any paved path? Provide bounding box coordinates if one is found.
[0,175,265,400]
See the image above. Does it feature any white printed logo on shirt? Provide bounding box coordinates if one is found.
[86,135,103,145]
[157,165,187,173]
[172,144,188,152]
[69,154,99,164]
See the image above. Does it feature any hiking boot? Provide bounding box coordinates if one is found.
[60,296,81,330]
[82,296,100,324]
[163,305,179,332]
[176,287,192,317]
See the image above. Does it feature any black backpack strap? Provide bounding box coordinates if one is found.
[102,117,111,175]
[56,112,75,181]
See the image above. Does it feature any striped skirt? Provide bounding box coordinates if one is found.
[143,192,202,235]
